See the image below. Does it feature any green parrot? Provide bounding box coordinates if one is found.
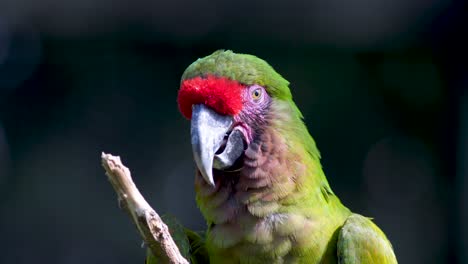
[148,50,397,263]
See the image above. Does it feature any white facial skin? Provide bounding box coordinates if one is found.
[233,85,271,144]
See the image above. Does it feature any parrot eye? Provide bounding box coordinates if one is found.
[250,86,264,102]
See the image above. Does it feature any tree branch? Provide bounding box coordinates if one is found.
[101,152,189,264]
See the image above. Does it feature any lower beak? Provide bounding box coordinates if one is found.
[191,104,233,186]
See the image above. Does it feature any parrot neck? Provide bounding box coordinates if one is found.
[258,99,341,212]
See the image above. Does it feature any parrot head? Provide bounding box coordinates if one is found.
[177,50,317,188]
[178,78,267,186]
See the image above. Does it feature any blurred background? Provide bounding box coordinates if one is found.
[0,0,467,263]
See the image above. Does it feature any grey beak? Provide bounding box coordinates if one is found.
[191,104,233,186]
[213,128,245,170]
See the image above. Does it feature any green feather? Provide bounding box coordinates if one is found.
[182,50,291,100]
[338,214,397,263]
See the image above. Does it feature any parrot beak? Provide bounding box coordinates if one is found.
[191,104,234,187]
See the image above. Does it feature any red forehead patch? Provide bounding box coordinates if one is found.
[178,75,244,119]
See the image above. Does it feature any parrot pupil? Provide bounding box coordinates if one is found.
[251,87,263,101]
[254,90,260,98]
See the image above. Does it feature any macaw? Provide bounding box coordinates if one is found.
[149,50,397,264]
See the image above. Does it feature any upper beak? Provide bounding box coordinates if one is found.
[191,104,233,186]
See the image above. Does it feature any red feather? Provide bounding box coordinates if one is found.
[178,75,244,119]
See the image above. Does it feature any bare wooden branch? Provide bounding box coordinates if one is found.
[101,152,189,264]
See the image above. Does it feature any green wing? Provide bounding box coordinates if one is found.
[145,215,208,264]
[337,214,397,264]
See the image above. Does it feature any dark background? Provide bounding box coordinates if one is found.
[0,0,467,263]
